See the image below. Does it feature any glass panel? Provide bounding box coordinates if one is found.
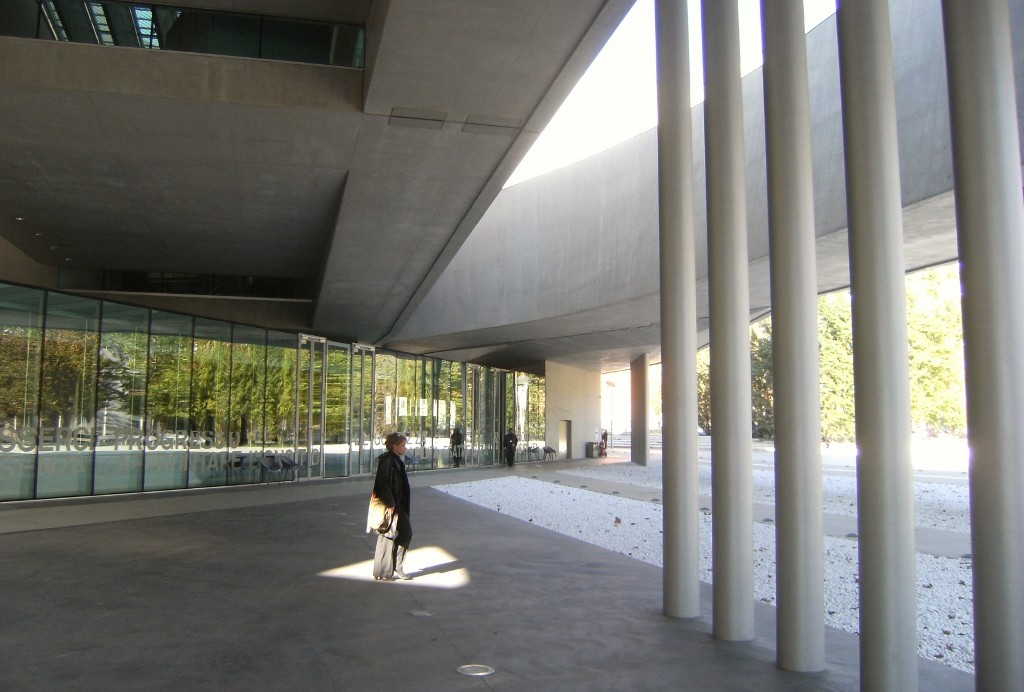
[324,342,350,478]
[420,357,435,468]
[376,353,431,471]
[42,1,69,41]
[0,285,46,501]
[86,2,114,45]
[144,310,192,490]
[509,372,545,461]
[430,359,445,469]
[465,365,476,466]
[261,18,333,64]
[297,343,309,471]
[265,330,296,476]
[331,23,365,68]
[525,373,546,453]
[470,366,499,466]
[351,348,364,472]
[352,347,374,474]
[189,318,232,487]
[228,325,266,484]
[13,2,366,67]
[94,302,149,494]
[374,353,395,444]
[296,337,325,480]
[132,6,160,48]
[36,293,100,499]
[312,342,324,477]
[440,361,467,467]
[167,10,260,58]
[398,355,424,463]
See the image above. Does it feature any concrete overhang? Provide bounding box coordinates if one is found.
[0,0,634,346]
[383,4,1021,373]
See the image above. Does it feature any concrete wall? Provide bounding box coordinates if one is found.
[389,1,1024,349]
[0,235,57,289]
[544,361,601,459]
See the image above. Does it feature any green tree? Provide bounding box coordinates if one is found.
[695,320,774,438]
[696,348,711,435]
[750,319,774,439]
[906,264,966,435]
[817,291,856,443]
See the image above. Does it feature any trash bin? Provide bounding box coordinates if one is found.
[585,441,598,458]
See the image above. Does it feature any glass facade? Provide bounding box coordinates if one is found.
[16,1,367,68]
[508,372,547,461]
[0,281,536,502]
[37,293,100,498]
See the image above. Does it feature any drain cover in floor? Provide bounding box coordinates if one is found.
[457,664,495,677]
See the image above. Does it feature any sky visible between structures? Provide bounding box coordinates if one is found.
[505,0,838,188]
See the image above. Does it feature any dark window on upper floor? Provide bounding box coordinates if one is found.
[4,1,364,68]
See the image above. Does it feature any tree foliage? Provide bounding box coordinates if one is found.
[905,264,965,435]
[696,348,710,434]
[750,319,774,439]
[817,291,856,442]
[694,263,965,442]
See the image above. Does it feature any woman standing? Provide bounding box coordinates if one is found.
[369,432,413,580]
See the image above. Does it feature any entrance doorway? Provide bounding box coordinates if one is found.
[296,335,327,480]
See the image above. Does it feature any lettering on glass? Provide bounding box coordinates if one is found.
[0,427,241,452]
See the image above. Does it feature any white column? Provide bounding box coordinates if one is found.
[630,354,650,467]
[761,0,824,672]
[655,0,701,619]
[941,2,1024,688]
[703,0,754,642]
[836,3,917,689]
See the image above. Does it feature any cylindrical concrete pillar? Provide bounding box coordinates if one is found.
[941,1,1024,688]
[631,354,650,467]
[761,0,825,673]
[655,0,701,619]
[836,3,918,689]
[703,0,754,642]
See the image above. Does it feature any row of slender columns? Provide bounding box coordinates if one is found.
[942,2,1024,688]
[702,0,755,642]
[630,354,650,467]
[656,0,1022,688]
[760,0,825,673]
[654,0,701,619]
[836,3,919,690]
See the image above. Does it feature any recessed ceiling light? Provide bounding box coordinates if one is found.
[15,217,24,222]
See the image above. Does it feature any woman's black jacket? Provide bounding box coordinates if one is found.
[373,451,411,515]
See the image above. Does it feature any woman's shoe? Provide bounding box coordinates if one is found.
[394,569,412,580]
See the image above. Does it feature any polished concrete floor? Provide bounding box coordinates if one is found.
[0,459,973,691]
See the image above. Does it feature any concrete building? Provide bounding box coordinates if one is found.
[1,0,1022,689]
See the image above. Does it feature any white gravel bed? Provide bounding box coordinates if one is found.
[558,463,971,533]
[434,475,975,674]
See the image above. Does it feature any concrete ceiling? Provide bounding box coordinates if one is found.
[0,0,633,348]
[401,191,962,376]
[0,1,975,378]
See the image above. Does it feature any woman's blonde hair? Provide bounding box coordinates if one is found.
[384,432,407,452]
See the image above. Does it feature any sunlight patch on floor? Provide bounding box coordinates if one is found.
[318,546,470,589]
